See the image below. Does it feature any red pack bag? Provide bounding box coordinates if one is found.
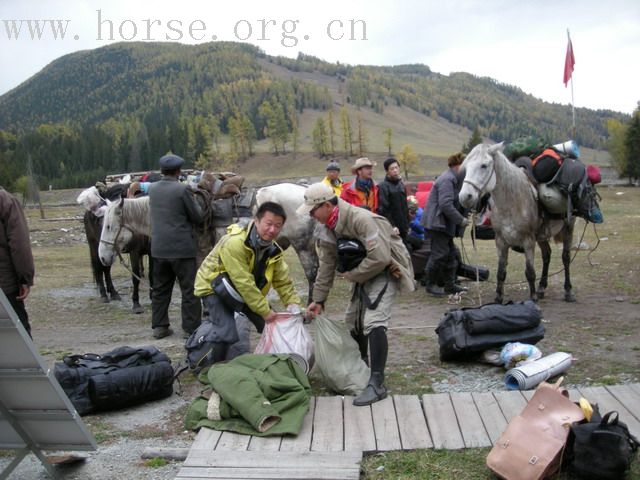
[587,164,602,184]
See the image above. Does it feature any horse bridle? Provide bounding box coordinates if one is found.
[99,211,147,285]
[463,159,495,197]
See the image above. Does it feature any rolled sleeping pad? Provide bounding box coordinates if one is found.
[457,263,490,282]
[504,352,573,390]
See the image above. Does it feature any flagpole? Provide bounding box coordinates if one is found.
[568,29,576,138]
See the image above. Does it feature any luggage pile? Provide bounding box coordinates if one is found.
[436,300,545,361]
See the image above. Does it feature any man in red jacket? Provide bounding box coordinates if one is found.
[0,187,35,337]
[340,157,379,211]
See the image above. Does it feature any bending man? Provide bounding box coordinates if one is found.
[301,183,414,406]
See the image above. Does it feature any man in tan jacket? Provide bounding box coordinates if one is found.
[299,183,414,406]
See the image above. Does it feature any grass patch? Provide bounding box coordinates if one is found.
[144,457,168,468]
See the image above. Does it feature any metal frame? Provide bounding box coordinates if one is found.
[0,290,96,479]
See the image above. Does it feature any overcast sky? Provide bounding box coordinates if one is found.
[1,0,638,114]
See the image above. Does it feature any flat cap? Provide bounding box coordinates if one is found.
[159,154,184,170]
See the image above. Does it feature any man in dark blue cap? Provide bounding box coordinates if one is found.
[148,153,204,339]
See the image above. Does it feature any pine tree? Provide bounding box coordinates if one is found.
[623,105,640,184]
[356,113,368,156]
[312,118,329,157]
[463,126,483,153]
[340,106,353,158]
[327,108,336,155]
[383,128,393,155]
[397,144,419,180]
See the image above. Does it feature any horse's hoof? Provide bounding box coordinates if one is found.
[494,296,503,304]
[565,292,576,303]
[110,293,122,301]
[536,291,545,300]
[101,296,110,303]
[132,305,144,314]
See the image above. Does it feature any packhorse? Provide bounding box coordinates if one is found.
[458,143,576,303]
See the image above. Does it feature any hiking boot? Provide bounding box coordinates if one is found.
[353,372,387,406]
[152,326,173,339]
[426,284,447,297]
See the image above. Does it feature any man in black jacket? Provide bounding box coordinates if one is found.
[377,158,410,241]
[421,153,469,296]
[149,154,204,339]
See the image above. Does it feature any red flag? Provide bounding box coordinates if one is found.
[563,36,575,87]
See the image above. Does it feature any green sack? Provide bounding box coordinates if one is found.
[504,136,549,161]
[314,315,370,395]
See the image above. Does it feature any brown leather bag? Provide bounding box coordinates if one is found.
[486,379,584,480]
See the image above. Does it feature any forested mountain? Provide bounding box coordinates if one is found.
[0,41,628,189]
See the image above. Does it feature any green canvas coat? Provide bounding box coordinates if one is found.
[185,354,311,436]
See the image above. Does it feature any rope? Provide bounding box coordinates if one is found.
[459,216,598,291]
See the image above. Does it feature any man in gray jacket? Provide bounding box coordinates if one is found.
[421,152,469,296]
[300,183,414,406]
[149,154,203,339]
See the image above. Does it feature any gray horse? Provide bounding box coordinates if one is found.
[458,143,576,303]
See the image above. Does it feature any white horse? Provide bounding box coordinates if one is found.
[458,143,575,303]
[98,183,319,300]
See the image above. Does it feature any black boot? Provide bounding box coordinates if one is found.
[443,266,467,294]
[354,327,388,406]
[424,266,447,297]
[350,329,369,366]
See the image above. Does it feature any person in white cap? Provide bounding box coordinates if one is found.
[299,183,415,406]
[340,157,378,211]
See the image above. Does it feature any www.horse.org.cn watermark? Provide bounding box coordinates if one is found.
[1,10,368,47]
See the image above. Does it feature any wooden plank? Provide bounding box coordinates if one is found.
[567,388,581,403]
[176,466,359,479]
[190,427,221,452]
[472,392,507,445]
[493,391,527,422]
[393,395,432,449]
[184,450,362,468]
[521,390,534,401]
[280,397,315,452]
[421,393,464,450]
[179,451,362,480]
[343,396,376,452]
[578,386,640,438]
[371,395,401,451]
[450,392,491,448]
[214,431,251,451]
[248,434,282,451]
[311,396,344,451]
[606,384,640,422]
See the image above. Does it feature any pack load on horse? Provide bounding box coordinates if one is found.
[504,136,603,224]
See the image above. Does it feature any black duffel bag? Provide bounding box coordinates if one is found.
[54,346,174,415]
[436,301,545,361]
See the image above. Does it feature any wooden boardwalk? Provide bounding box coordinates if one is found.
[176,384,640,479]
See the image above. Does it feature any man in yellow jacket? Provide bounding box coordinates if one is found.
[195,202,301,362]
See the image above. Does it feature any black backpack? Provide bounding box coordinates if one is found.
[54,346,174,415]
[569,408,639,479]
